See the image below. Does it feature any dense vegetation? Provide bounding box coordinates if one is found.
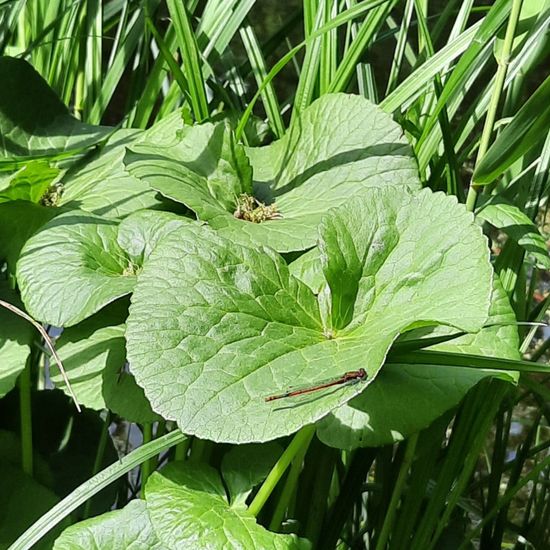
[0,1,549,548]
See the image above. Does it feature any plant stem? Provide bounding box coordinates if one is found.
[83,411,111,518]
[465,0,524,212]
[269,434,313,531]
[19,356,34,477]
[188,437,212,463]
[319,447,377,550]
[174,436,191,461]
[248,425,316,517]
[375,433,419,550]
[140,422,153,498]
[304,444,338,545]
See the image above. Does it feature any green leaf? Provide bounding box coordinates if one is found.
[144,462,309,549]
[288,248,325,294]
[125,93,420,252]
[0,161,59,203]
[125,187,492,443]
[317,277,519,449]
[53,500,164,550]
[0,57,111,162]
[125,119,252,217]
[473,73,550,183]
[221,442,282,507]
[17,210,189,327]
[477,198,550,269]
[0,201,57,275]
[0,460,63,549]
[58,129,164,218]
[51,301,159,423]
[320,188,492,335]
[0,283,33,398]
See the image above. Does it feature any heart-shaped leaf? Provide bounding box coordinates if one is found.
[144,462,309,549]
[125,187,492,443]
[54,500,163,550]
[17,210,189,327]
[125,93,421,252]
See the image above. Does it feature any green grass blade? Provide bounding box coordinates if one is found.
[10,430,187,550]
[83,0,102,118]
[240,22,285,138]
[388,349,548,375]
[380,20,480,113]
[106,0,129,70]
[356,62,378,102]
[166,0,209,122]
[473,73,550,184]
[131,23,179,129]
[319,0,337,95]
[294,2,324,115]
[327,0,396,94]
[413,0,460,195]
[88,8,143,124]
[199,0,256,63]
[414,0,511,152]
[144,15,191,114]
[385,0,414,95]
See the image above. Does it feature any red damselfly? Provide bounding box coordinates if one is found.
[265,368,368,402]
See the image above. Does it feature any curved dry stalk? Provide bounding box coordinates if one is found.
[0,299,81,412]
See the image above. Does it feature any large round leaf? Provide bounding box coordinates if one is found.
[54,500,163,550]
[292,229,518,448]
[125,187,492,443]
[144,462,309,549]
[125,93,421,252]
[17,210,188,326]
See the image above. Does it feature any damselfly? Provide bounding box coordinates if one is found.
[265,368,368,402]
